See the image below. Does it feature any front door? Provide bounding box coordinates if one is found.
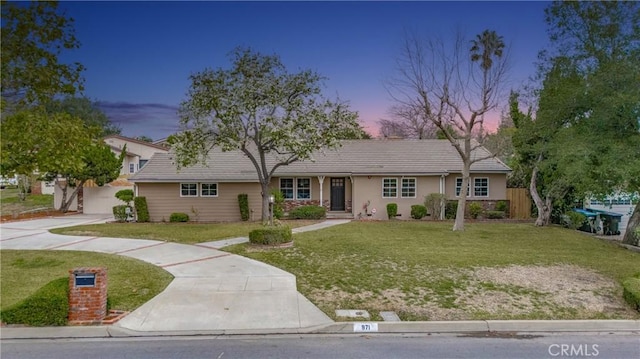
[330,177,345,211]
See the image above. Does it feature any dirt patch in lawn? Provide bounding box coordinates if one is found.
[309,264,637,320]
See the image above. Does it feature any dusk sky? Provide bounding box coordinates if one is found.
[57,1,551,140]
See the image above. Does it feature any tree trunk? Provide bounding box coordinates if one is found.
[529,164,551,226]
[622,203,639,246]
[260,181,270,224]
[57,179,85,213]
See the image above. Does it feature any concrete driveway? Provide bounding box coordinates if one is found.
[0,214,345,333]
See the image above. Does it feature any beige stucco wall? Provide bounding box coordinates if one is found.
[137,182,262,222]
[444,173,507,200]
[84,185,134,214]
[352,176,441,220]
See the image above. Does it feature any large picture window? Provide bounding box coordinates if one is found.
[180,183,198,197]
[455,178,470,197]
[474,178,489,197]
[401,178,416,198]
[280,178,294,199]
[382,178,398,198]
[296,178,311,199]
[201,183,218,197]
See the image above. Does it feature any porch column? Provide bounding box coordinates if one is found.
[318,176,325,207]
[440,175,446,220]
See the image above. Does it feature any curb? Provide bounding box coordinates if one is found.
[2,320,638,340]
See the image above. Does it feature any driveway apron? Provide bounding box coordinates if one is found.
[0,215,339,332]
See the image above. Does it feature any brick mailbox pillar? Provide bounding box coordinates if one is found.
[68,267,107,324]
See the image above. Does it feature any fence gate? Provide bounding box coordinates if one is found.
[507,188,531,219]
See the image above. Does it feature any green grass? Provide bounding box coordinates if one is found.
[224,221,640,320]
[0,188,54,216]
[0,250,173,314]
[50,220,319,244]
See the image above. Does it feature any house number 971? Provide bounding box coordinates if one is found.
[353,323,378,332]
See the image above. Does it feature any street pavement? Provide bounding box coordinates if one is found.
[0,215,349,334]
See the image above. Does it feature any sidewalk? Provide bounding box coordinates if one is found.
[0,216,350,334]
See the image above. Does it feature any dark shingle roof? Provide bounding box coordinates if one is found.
[130,140,510,183]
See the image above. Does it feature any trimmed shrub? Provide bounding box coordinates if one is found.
[495,200,508,212]
[271,190,285,219]
[238,193,250,221]
[445,201,458,219]
[622,277,640,311]
[386,203,398,219]
[112,205,129,222]
[469,202,483,219]
[564,211,586,230]
[289,205,326,220]
[0,277,69,326]
[424,193,446,220]
[134,197,150,222]
[486,210,506,219]
[115,189,134,206]
[169,212,189,222]
[249,226,293,245]
[411,205,428,219]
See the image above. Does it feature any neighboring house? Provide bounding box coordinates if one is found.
[54,135,169,213]
[129,140,511,222]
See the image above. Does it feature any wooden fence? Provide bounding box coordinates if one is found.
[507,188,532,219]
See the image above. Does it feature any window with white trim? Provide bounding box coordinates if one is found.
[401,178,416,198]
[474,178,489,197]
[455,177,470,197]
[280,178,294,199]
[129,163,136,173]
[296,178,311,199]
[180,183,198,197]
[201,183,218,197]
[382,178,398,198]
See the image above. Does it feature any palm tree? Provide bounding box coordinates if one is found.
[470,30,505,71]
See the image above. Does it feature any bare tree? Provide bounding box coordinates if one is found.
[388,29,509,231]
[378,104,439,139]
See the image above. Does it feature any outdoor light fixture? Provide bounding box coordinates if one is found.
[269,194,275,204]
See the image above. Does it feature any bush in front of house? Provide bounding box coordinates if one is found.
[445,201,458,219]
[249,226,293,245]
[271,190,285,219]
[495,200,508,212]
[134,196,150,222]
[424,193,446,220]
[486,210,506,219]
[564,211,586,230]
[115,189,134,206]
[112,205,129,222]
[411,204,427,219]
[238,193,250,221]
[622,277,640,311]
[468,202,483,219]
[0,277,69,326]
[386,203,398,219]
[169,212,189,222]
[289,205,326,220]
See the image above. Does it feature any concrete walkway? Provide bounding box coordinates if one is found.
[0,215,350,333]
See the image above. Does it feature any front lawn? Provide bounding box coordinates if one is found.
[50,220,319,244]
[0,250,173,315]
[224,221,640,321]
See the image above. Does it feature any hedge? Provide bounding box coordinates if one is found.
[249,226,293,245]
[0,277,69,326]
[238,194,250,221]
[115,189,134,206]
[411,205,427,219]
[486,210,506,219]
[386,203,398,219]
[288,205,326,220]
[622,277,640,311]
[134,197,150,222]
[169,212,189,222]
[112,205,129,222]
